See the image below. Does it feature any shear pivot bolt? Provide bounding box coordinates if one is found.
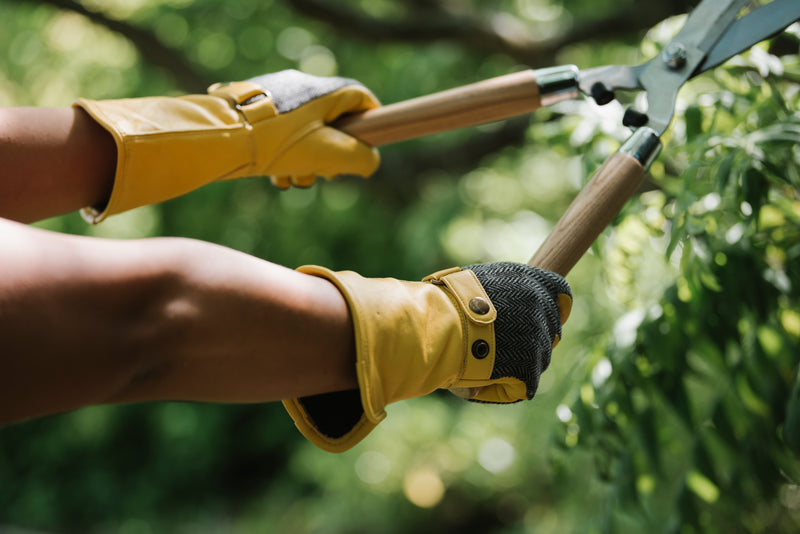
[662,42,687,70]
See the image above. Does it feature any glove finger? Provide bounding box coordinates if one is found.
[271,175,292,190]
[273,127,380,179]
[317,127,380,177]
[557,292,572,326]
[449,387,482,400]
[321,86,381,123]
[551,292,573,348]
[528,266,572,331]
[291,174,317,188]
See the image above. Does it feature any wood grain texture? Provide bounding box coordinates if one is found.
[334,70,541,146]
[528,152,644,276]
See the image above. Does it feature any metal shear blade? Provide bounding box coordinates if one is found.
[578,0,800,135]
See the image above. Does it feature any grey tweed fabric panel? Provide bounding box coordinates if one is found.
[465,262,571,401]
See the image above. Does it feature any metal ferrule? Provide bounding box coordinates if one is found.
[535,65,580,106]
[620,127,662,171]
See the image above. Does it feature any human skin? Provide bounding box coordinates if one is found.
[0,107,116,223]
[0,107,358,424]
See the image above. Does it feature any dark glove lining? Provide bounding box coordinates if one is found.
[298,389,364,439]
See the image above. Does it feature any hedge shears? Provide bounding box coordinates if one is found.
[333,0,800,276]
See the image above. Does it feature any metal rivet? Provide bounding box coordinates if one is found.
[471,339,490,359]
[662,42,687,70]
[469,297,490,315]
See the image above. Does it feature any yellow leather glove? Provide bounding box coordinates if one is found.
[283,262,572,453]
[75,70,380,223]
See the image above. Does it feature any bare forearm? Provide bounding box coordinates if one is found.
[0,218,356,424]
[107,238,359,405]
[0,107,116,223]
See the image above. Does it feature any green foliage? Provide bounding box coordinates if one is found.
[1,1,799,533]
[555,52,800,532]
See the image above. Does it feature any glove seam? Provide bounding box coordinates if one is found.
[436,286,470,387]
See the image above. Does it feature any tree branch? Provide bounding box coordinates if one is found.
[10,0,209,92]
[283,0,690,66]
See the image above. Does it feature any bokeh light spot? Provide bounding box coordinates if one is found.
[403,468,445,508]
[477,438,515,473]
[197,32,235,70]
[277,26,313,60]
[556,404,572,423]
[300,45,337,76]
[355,451,391,485]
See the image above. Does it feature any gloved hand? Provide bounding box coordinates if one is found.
[75,70,380,222]
[283,261,572,453]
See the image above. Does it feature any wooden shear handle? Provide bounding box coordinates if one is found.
[529,128,661,276]
[334,67,659,278]
[528,153,644,276]
[333,67,578,147]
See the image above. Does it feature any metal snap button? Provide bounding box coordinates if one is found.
[468,297,490,315]
[471,339,490,359]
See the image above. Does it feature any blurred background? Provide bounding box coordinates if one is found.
[1,0,799,532]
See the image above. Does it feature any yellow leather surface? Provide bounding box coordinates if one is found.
[284,265,504,452]
[75,82,380,222]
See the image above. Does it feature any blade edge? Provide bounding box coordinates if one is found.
[696,0,800,76]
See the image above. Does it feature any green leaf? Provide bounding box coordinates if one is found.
[685,470,720,504]
[714,152,736,192]
[684,105,703,142]
[783,369,800,455]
